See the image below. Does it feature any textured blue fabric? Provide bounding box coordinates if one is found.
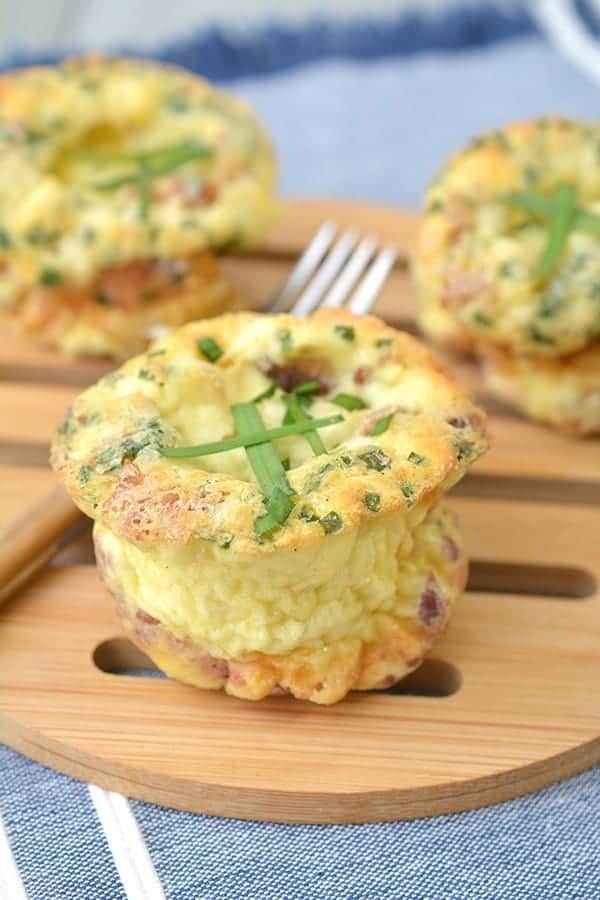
[0,4,535,81]
[131,767,600,899]
[1,0,598,82]
[232,38,600,209]
[0,745,125,900]
[1,4,599,898]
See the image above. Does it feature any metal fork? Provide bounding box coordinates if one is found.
[269,221,397,317]
[0,224,398,600]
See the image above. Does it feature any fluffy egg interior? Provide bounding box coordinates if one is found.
[95,501,463,698]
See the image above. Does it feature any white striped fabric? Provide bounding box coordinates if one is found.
[532,0,600,84]
[88,786,166,900]
[0,811,28,900]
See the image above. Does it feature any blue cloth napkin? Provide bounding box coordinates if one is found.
[1,3,599,897]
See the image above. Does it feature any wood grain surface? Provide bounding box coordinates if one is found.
[0,198,598,823]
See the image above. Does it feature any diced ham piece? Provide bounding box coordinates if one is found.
[418,575,446,627]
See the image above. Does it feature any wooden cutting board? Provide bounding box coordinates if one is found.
[0,198,598,824]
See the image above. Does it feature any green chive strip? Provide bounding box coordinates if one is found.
[504,192,555,218]
[232,403,294,535]
[137,165,151,221]
[575,210,600,232]
[255,513,280,536]
[231,403,294,536]
[253,382,277,403]
[332,393,366,412]
[160,413,343,458]
[505,191,600,232]
[93,141,213,189]
[294,381,322,397]
[532,185,577,277]
[93,140,214,220]
[371,414,393,436]
[283,393,327,456]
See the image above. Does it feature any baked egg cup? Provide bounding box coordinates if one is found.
[414,118,600,434]
[52,310,488,704]
[0,55,277,357]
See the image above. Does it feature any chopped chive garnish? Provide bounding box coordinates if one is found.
[375,337,393,348]
[503,186,600,276]
[266,487,295,523]
[39,267,63,286]
[232,402,294,536]
[281,456,291,471]
[294,380,322,397]
[408,451,426,465]
[148,348,166,357]
[277,329,293,355]
[371,414,393,436]
[283,393,327,456]
[78,465,93,485]
[303,463,335,493]
[137,166,151,221]
[504,191,554,218]
[253,382,277,403]
[529,324,555,345]
[334,324,355,341]
[320,511,343,534]
[533,185,577,277]
[359,449,391,471]
[93,139,214,220]
[161,414,343,458]
[255,513,279,536]
[197,336,223,362]
[298,506,319,522]
[401,483,415,505]
[575,210,600,232]
[138,369,155,381]
[363,492,381,512]
[455,441,473,461]
[0,228,12,249]
[26,225,58,245]
[332,393,366,411]
[472,311,492,327]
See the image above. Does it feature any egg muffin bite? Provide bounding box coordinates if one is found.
[0,55,276,357]
[482,341,600,435]
[52,310,487,704]
[414,118,600,433]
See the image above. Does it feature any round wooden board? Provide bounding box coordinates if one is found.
[0,198,599,824]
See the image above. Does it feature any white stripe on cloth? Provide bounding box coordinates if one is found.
[88,786,165,900]
[0,811,28,900]
[531,0,600,84]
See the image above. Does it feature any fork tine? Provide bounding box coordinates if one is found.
[269,221,337,313]
[291,228,359,317]
[320,235,377,308]
[347,245,398,316]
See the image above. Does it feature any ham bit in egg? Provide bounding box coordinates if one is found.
[418,575,447,628]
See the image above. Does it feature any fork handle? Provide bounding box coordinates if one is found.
[0,485,82,600]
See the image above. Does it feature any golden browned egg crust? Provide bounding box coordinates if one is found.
[415,118,600,434]
[0,55,276,356]
[52,310,488,703]
[482,341,600,435]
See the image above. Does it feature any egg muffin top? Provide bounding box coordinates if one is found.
[0,55,276,308]
[51,310,488,556]
[415,118,600,358]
